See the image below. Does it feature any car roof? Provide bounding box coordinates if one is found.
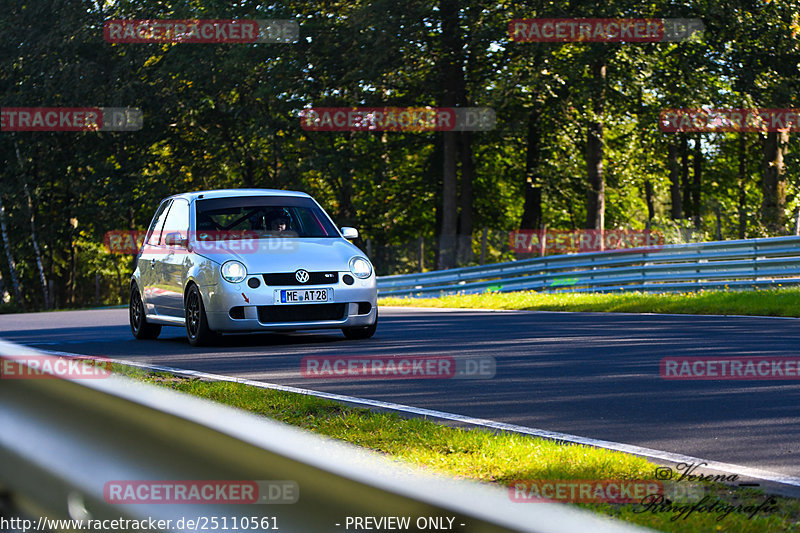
[165,189,312,202]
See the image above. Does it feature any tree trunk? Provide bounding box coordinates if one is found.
[456,130,474,265]
[738,133,747,239]
[129,205,138,274]
[762,130,788,234]
[339,136,357,227]
[69,242,76,305]
[437,0,460,269]
[439,131,458,269]
[585,60,605,231]
[0,194,24,310]
[455,13,475,267]
[680,135,691,220]
[644,180,655,229]
[636,88,653,230]
[668,139,682,219]
[65,179,76,305]
[14,142,49,309]
[521,107,543,229]
[692,136,703,228]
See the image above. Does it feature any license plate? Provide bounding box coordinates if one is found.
[276,288,332,304]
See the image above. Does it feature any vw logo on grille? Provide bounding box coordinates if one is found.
[295,269,310,283]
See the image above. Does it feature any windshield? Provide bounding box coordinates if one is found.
[195,196,338,238]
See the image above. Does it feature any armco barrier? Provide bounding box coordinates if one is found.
[0,340,649,533]
[377,236,800,297]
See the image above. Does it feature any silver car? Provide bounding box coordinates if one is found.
[129,189,378,346]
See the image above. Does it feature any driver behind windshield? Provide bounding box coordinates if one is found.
[265,209,293,233]
[270,215,289,232]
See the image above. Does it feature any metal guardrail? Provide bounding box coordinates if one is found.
[0,340,649,533]
[378,235,800,297]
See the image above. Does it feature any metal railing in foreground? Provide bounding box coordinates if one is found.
[0,340,647,533]
[378,235,800,297]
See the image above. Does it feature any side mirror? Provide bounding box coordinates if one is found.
[164,232,188,247]
[341,227,358,239]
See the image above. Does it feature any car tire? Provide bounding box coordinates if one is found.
[342,309,378,340]
[185,284,216,346]
[129,284,161,340]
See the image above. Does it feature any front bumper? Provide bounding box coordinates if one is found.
[202,274,377,332]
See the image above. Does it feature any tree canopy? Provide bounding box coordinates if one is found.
[1,0,799,310]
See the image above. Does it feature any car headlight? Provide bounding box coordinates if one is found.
[221,260,247,283]
[349,257,372,279]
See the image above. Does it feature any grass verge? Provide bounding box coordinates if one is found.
[113,363,800,533]
[380,287,800,317]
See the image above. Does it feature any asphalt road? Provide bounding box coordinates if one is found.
[2,306,800,477]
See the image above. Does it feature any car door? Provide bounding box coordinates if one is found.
[140,199,172,315]
[157,198,190,317]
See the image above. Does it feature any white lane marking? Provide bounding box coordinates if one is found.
[27,340,114,345]
[380,305,800,321]
[37,347,800,489]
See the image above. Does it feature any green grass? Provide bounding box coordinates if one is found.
[112,364,800,533]
[380,287,800,317]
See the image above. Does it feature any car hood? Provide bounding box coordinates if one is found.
[192,237,367,273]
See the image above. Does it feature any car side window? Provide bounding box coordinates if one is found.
[161,199,189,243]
[145,200,172,246]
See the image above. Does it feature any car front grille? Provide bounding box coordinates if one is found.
[257,303,346,323]
[262,272,339,285]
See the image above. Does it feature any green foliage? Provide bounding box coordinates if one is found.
[1,0,799,308]
[382,287,800,317]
